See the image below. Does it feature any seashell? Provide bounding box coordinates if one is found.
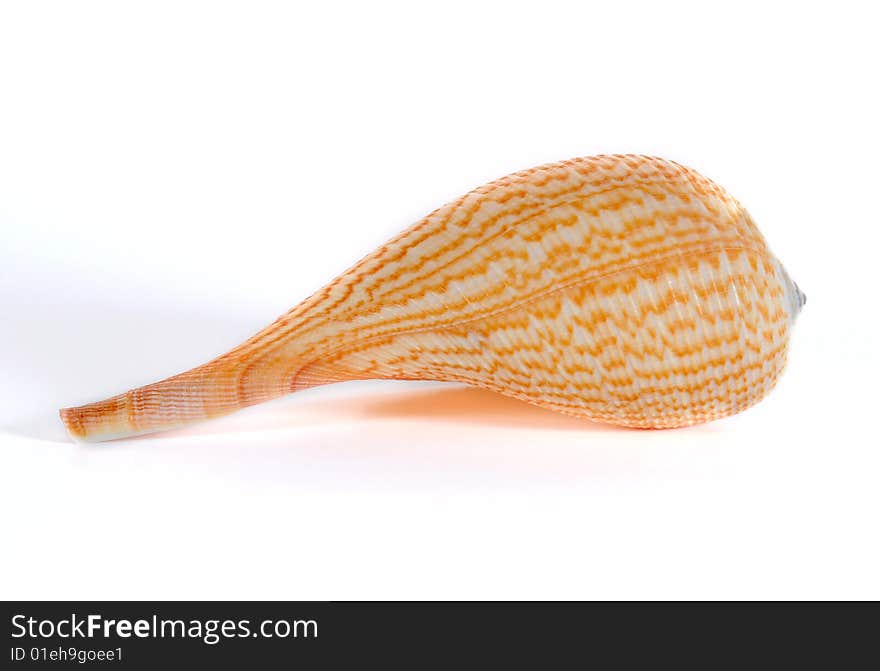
[60,155,804,441]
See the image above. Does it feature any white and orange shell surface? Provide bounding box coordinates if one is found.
[61,155,804,441]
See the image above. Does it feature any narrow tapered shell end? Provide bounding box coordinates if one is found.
[59,406,88,443]
[58,394,134,443]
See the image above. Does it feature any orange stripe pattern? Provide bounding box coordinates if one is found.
[60,155,804,440]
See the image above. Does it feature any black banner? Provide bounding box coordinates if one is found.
[2,602,876,667]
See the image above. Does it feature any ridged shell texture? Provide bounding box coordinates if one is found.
[61,155,803,441]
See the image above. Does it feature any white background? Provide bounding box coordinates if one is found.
[1,1,878,599]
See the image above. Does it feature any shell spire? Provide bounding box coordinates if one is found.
[60,155,803,441]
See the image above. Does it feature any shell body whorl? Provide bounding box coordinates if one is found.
[61,155,802,440]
